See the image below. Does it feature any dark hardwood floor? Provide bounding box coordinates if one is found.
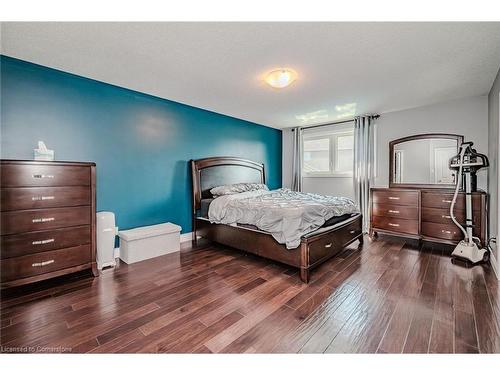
[1,235,499,353]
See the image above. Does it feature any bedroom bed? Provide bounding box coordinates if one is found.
[191,156,363,283]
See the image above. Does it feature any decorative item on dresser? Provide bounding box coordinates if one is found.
[370,188,487,245]
[1,160,97,288]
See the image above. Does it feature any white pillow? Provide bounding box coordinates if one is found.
[210,183,268,197]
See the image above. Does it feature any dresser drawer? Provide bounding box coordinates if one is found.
[1,206,91,235]
[372,190,418,206]
[1,226,91,259]
[0,244,91,282]
[1,164,90,187]
[1,186,91,211]
[421,207,467,225]
[421,222,463,241]
[420,192,482,211]
[421,192,463,210]
[372,216,419,235]
[372,203,418,220]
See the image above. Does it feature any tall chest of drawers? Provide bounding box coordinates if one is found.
[370,188,486,246]
[1,160,98,288]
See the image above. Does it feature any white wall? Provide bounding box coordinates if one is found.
[283,95,489,197]
[302,176,355,199]
[375,95,489,189]
[488,66,500,278]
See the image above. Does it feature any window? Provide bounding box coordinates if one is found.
[302,129,354,177]
[303,137,331,173]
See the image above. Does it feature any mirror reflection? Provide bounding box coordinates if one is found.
[393,138,458,185]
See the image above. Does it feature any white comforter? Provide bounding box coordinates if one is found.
[208,188,359,249]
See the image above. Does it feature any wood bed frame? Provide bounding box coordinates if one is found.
[191,156,363,283]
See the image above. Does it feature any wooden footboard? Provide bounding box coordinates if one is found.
[298,215,363,283]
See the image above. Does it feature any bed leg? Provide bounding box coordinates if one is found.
[192,218,198,246]
[300,268,310,284]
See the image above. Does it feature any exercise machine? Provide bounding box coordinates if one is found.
[449,141,489,264]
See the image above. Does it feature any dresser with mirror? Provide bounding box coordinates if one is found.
[370,133,487,246]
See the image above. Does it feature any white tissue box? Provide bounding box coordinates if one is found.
[34,148,54,161]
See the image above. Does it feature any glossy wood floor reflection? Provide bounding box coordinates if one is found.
[1,236,499,353]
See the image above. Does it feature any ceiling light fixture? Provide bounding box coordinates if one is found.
[264,68,297,89]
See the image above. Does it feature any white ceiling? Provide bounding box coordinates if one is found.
[2,22,500,129]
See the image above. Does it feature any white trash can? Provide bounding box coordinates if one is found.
[118,222,181,264]
[96,212,118,269]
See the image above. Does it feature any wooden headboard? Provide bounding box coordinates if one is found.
[190,157,265,213]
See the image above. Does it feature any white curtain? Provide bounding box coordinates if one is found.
[353,116,376,232]
[291,127,302,192]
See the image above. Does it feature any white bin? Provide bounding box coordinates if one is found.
[118,222,181,264]
[96,211,118,269]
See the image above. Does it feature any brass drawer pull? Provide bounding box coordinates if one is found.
[32,174,54,179]
[388,223,400,227]
[388,210,400,214]
[388,197,400,200]
[324,243,333,248]
[442,199,452,203]
[32,217,55,223]
[441,230,453,234]
[349,230,356,234]
[32,238,55,245]
[31,196,55,201]
[31,260,55,267]
[442,215,451,219]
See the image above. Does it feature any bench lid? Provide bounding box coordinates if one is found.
[118,222,181,241]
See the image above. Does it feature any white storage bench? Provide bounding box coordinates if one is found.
[118,222,181,264]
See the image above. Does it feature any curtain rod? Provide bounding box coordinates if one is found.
[292,114,380,131]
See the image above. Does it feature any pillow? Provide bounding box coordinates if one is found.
[210,183,268,196]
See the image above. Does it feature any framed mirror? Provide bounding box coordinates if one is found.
[389,133,464,189]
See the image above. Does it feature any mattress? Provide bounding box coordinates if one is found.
[199,188,360,248]
[200,198,355,227]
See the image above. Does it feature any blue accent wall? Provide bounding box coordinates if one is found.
[0,56,282,233]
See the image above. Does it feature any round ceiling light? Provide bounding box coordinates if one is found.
[264,68,297,89]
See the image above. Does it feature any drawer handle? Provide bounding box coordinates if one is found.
[349,230,356,234]
[388,223,400,227]
[442,199,452,203]
[32,174,54,179]
[324,243,333,248]
[388,210,400,214]
[32,217,55,223]
[31,196,55,201]
[442,215,451,219]
[32,260,55,267]
[32,238,55,245]
[388,197,400,200]
[441,230,454,234]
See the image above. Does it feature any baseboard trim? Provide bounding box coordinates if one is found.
[180,232,193,243]
[490,252,500,280]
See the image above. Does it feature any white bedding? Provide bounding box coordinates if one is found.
[208,188,359,249]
